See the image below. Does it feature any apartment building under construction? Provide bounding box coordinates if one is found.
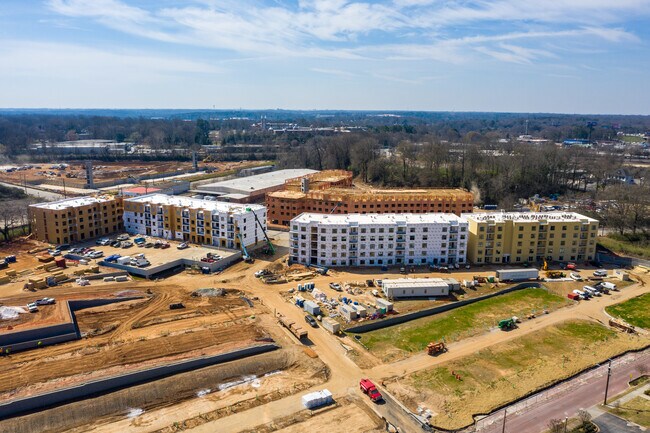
[29,196,123,244]
[123,194,267,249]
[464,212,599,265]
[268,185,474,226]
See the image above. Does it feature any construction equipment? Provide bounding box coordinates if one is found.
[247,207,275,255]
[359,379,383,402]
[427,341,447,356]
[498,318,517,331]
[545,270,565,279]
[236,233,253,263]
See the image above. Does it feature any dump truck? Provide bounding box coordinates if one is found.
[427,341,447,356]
[359,379,383,402]
[498,317,517,330]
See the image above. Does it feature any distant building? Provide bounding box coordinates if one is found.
[196,168,319,202]
[290,213,468,268]
[464,212,598,265]
[123,194,266,248]
[608,168,635,185]
[29,196,123,244]
[30,140,132,154]
[562,139,592,148]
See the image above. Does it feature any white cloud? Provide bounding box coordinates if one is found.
[310,68,357,77]
[45,0,647,66]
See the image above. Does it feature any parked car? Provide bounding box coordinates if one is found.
[255,269,270,278]
[160,243,170,249]
[144,242,154,248]
[569,272,582,281]
[88,251,104,259]
[105,254,121,263]
[593,269,608,277]
[305,315,318,328]
[111,241,121,247]
[177,242,189,250]
[329,283,342,291]
[117,234,130,241]
[27,302,39,313]
[121,241,133,248]
[48,249,61,256]
[57,244,71,251]
[35,298,55,305]
[96,238,110,246]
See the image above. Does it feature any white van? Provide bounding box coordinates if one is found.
[583,285,601,296]
[599,281,617,291]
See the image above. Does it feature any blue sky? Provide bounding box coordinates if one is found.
[1,0,649,113]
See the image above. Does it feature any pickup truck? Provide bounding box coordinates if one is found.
[359,379,383,402]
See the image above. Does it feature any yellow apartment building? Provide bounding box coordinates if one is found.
[464,212,599,265]
[29,196,123,244]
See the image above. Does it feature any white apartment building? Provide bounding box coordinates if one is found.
[123,194,266,249]
[290,213,468,267]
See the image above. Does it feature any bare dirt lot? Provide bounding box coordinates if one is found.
[0,282,265,401]
[0,160,266,189]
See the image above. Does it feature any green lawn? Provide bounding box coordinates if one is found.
[598,235,650,260]
[608,396,650,428]
[357,288,567,354]
[606,293,650,329]
[620,135,646,143]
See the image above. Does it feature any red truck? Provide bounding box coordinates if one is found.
[360,379,383,402]
[567,293,581,301]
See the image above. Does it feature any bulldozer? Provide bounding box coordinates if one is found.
[426,341,447,356]
[545,270,565,279]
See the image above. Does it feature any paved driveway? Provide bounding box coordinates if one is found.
[593,413,645,433]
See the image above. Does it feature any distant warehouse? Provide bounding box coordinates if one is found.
[195,168,318,203]
[381,278,460,299]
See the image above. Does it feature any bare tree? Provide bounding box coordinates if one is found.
[547,418,564,433]
[577,409,592,427]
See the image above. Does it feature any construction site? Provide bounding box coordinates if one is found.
[0,160,268,193]
[265,169,474,227]
[0,227,649,432]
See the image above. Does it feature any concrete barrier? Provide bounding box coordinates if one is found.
[0,344,279,420]
[346,282,543,334]
[0,297,143,352]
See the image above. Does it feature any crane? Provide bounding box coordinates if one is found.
[247,208,275,255]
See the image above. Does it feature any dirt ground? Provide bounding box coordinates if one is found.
[0,282,265,400]
[0,160,264,187]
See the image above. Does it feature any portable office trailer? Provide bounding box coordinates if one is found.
[303,300,321,316]
[375,298,393,312]
[322,317,341,334]
[381,278,452,299]
[339,304,358,321]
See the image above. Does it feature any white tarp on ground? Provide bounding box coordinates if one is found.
[301,389,333,409]
[0,306,26,320]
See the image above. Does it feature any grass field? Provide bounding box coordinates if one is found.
[606,293,650,329]
[620,135,646,143]
[392,320,650,430]
[608,396,650,428]
[598,234,650,260]
[357,288,567,359]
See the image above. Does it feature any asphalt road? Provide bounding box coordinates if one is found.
[478,350,650,433]
[593,412,645,433]
[0,181,64,201]
[376,389,429,432]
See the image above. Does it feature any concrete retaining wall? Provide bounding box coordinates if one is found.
[0,297,143,353]
[346,282,543,334]
[99,251,242,279]
[0,344,279,420]
[597,252,650,268]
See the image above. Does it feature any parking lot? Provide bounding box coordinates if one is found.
[61,234,241,277]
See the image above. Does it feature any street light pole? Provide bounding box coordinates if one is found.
[603,359,612,405]
[501,409,507,433]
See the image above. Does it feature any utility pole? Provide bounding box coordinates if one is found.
[563,417,568,433]
[604,359,612,405]
[501,409,507,433]
[62,178,67,199]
